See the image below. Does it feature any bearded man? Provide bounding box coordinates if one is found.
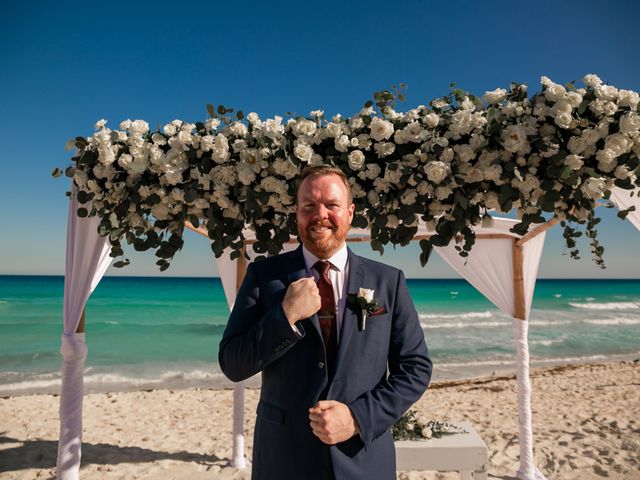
[219,165,432,479]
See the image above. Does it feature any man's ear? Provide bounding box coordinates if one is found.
[348,203,355,223]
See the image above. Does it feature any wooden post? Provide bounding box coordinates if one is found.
[512,239,526,321]
[232,245,249,469]
[75,310,85,333]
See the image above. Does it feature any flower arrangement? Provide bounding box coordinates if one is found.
[53,74,640,270]
[392,409,468,441]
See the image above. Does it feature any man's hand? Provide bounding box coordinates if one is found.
[309,400,360,445]
[282,277,321,325]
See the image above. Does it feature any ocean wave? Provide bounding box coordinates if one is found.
[582,318,640,326]
[0,368,230,394]
[436,351,640,370]
[530,339,564,346]
[419,311,494,320]
[569,302,640,310]
[422,320,510,329]
[0,300,8,304]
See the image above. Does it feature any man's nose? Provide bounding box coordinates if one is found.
[311,204,329,219]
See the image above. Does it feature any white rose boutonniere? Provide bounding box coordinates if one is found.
[347,288,385,332]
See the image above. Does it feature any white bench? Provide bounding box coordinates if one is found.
[395,421,488,479]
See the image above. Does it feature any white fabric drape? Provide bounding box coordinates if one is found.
[513,319,547,480]
[57,193,112,480]
[434,225,547,479]
[610,186,640,231]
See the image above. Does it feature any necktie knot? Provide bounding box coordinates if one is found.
[313,260,332,277]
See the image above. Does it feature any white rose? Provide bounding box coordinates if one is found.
[483,88,507,104]
[554,112,573,129]
[567,91,583,108]
[294,144,314,163]
[117,154,133,169]
[356,134,372,150]
[358,287,375,303]
[290,119,316,137]
[440,147,454,163]
[423,112,440,128]
[618,89,640,109]
[367,189,380,206]
[163,123,177,136]
[373,142,396,158]
[205,118,221,131]
[334,135,351,153]
[263,116,284,139]
[567,136,587,155]
[348,150,366,170]
[310,110,324,118]
[582,74,602,88]
[130,120,149,135]
[619,113,640,134]
[119,119,132,130]
[151,203,171,220]
[73,170,88,187]
[484,164,503,182]
[604,133,633,156]
[424,160,449,184]
[326,122,343,138]
[386,214,399,228]
[212,135,230,163]
[553,99,573,115]
[564,154,584,170]
[614,165,630,180]
[581,177,606,199]
[541,77,566,102]
[95,119,107,129]
[247,112,260,125]
[454,144,475,163]
[596,152,617,173]
[400,189,418,205]
[449,110,475,136]
[501,125,529,153]
[228,122,248,137]
[595,85,618,102]
[369,117,395,141]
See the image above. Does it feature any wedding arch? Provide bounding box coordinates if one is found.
[55,74,640,480]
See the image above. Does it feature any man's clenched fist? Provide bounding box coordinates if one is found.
[282,277,321,325]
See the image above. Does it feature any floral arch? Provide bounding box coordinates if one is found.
[55,74,640,480]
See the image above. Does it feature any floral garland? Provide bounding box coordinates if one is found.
[54,74,640,270]
[392,409,468,441]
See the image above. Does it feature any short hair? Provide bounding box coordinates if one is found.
[295,165,353,204]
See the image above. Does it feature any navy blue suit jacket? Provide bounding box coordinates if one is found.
[219,246,432,479]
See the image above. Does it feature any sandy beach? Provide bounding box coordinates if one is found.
[1,360,638,479]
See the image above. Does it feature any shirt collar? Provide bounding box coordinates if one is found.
[302,243,348,273]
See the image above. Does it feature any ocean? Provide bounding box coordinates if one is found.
[1,275,639,395]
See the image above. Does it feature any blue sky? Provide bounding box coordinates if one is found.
[1,0,639,278]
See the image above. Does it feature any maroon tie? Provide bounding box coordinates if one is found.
[314,260,337,375]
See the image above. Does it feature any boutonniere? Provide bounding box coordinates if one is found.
[347,288,385,332]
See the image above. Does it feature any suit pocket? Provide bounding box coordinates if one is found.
[256,400,285,425]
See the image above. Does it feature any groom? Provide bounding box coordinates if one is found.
[219,165,432,479]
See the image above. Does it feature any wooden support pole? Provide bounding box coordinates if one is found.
[516,217,559,247]
[512,239,526,321]
[75,310,85,333]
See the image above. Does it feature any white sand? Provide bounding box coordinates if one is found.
[1,360,638,479]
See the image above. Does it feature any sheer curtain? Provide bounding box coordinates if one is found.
[57,193,111,480]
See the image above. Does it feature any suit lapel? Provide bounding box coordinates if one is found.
[334,248,364,373]
[286,245,322,338]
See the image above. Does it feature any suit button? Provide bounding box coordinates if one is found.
[318,362,324,369]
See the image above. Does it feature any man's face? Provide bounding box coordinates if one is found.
[296,174,355,259]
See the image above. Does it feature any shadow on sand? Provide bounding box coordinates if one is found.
[0,433,222,475]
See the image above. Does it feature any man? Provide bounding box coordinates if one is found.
[219,165,432,479]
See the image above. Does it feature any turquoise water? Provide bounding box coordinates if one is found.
[1,275,639,394]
